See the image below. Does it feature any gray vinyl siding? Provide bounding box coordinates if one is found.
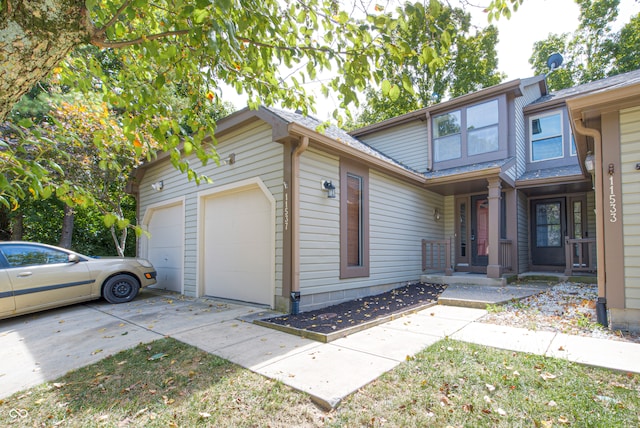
[297,149,443,310]
[620,106,640,309]
[357,120,429,173]
[138,121,284,298]
[298,148,341,292]
[517,190,530,273]
[515,83,544,179]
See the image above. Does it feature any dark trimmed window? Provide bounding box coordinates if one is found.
[432,97,504,167]
[340,159,369,278]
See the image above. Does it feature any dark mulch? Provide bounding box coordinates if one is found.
[262,282,446,335]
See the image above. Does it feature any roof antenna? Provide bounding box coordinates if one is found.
[546,52,564,76]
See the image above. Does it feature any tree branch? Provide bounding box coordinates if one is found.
[237,36,352,55]
[99,0,133,32]
[91,29,190,48]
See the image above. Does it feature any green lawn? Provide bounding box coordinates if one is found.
[1,338,638,427]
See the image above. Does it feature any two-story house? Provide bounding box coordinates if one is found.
[352,75,595,280]
[130,68,640,331]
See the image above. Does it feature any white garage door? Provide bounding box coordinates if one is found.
[145,203,183,293]
[203,185,273,307]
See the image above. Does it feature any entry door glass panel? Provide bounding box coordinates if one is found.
[569,197,588,266]
[460,202,467,258]
[573,201,583,239]
[531,198,566,266]
[535,202,562,247]
[471,195,489,266]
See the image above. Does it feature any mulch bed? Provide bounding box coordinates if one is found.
[261,282,446,335]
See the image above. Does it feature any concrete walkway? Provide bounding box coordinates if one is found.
[1,290,639,409]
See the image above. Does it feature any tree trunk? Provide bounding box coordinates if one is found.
[11,211,23,240]
[59,204,74,248]
[0,0,90,121]
[110,226,126,257]
[0,207,10,240]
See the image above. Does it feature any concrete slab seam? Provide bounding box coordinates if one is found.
[85,304,168,338]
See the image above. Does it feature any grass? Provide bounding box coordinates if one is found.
[1,338,639,427]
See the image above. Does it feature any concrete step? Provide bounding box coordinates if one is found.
[436,283,549,309]
[421,274,506,287]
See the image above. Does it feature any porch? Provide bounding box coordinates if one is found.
[421,237,597,285]
[421,271,597,309]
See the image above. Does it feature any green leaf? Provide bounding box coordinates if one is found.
[17,118,34,128]
[103,214,117,228]
[389,84,400,101]
[401,75,415,95]
[193,9,209,24]
[183,141,193,155]
[116,218,130,229]
[381,79,391,96]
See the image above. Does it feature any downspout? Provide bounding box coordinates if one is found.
[573,119,608,327]
[290,136,309,314]
[425,112,433,172]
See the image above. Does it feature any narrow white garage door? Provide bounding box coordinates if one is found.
[145,203,183,293]
[203,185,273,307]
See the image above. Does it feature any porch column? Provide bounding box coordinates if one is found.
[487,178,502,279]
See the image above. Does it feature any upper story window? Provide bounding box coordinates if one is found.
[530,112,563,162]
[433,111,461,162]
[467,100,499,156]
[432,98,503,167]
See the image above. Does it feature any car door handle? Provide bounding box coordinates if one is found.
[17,272,33,277]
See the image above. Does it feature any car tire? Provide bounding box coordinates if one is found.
[103,274,140,304]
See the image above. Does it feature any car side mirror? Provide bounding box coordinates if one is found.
[68,254,80,263]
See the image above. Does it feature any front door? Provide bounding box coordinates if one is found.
[531,198,566,266]
[471,195,489,267]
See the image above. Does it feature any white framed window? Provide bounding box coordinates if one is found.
[530,111,564,162]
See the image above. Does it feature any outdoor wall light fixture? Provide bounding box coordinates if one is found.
[227,153,236,165]
[151,180,164,192]
[433,208,441,222]
[584,151,595,173]
[321,180,336,199]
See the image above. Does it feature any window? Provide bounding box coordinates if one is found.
[570,134,577,156]
[433,111,461,162]
[340,160,369,278]
[432,97,504,166]
[530,112,563,162]
[467,100,499,156]
[535,202,562,247]
[1,245,69,267]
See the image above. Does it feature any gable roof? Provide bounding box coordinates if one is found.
[528,68,640,110]
[350,76,545,138]
[263,107,417,173]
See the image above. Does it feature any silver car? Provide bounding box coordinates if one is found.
[0,241,157,319]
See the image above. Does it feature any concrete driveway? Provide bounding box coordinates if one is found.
[0,289,265,399]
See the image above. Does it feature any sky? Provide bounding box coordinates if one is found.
[485,0,637,80]
[223,0,639,120]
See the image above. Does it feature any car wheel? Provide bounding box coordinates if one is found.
[103,274,140,304]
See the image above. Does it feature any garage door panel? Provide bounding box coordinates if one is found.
[145,203,183,293]
[203,185,273,307]
[148,249,181,269]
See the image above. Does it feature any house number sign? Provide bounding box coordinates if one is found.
[608,163,617,223]
[283,182,289,231]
